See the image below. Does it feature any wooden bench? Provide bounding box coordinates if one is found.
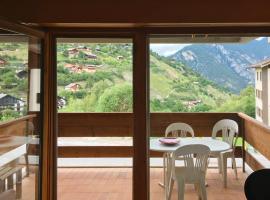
[0,167,23,199]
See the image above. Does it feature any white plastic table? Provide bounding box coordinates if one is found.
[150,137,231,200]
[150,137,230,154]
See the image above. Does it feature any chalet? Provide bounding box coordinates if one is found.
[57,96,67,109]
[117,56,124,60]
[64,64,83,73]
[84,52,97,59]
[77,46,90,51]
[0,93,25,111]
[83,65,97,73]
[16,70,28,79]
[66,48,79,58]
[64,63,78,69]
[183,100,202,109]
[67,48,79,54]
[0,58,6,65]
[64,83,80,92]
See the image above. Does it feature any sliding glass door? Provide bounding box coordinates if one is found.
[55,37,134,200]
[0,23,44,199]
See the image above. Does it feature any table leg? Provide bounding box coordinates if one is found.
[158,153,167,188]
[165,154,172,200]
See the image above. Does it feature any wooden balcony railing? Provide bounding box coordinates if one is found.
[0,114,38,155]
[0,114,36,136]
[2,112,270,172]
[57,112,243,158]
[239,113,270,171]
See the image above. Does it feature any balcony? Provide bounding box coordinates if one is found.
[1,112,269,200]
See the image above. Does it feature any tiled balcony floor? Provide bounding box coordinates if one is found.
[57,167,248,200]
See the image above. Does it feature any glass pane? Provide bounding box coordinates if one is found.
[148,35,269,200]
[56,38,133,200]
[0,30,42,200]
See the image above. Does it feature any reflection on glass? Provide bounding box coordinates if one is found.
[0,32,41,200]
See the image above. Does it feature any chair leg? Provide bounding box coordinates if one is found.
[0,180,4,193]
[177,178,185,200]
[168,178,174,200]
[25,153,30,177]
[159,153,168,188]
[199,179,207,200]
[221,153,228,188]
[218,156,222,174]
[7,174,14,190]
[194,183,201,200]
[232,155,238,179]
[16,169,22,199]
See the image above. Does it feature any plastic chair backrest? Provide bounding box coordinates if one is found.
[172,144,210,180]
[165,123,195,137]
[212,119,238,148]
[244,169,270,200]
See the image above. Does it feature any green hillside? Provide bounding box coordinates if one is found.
[56,43,232,113]
[0,42,255,121]
[0,43,28,98]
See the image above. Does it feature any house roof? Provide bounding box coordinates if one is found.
[65,83,80,88]
[0,58,6,63]
[0,93,24,102]
[251,59,270,69]
[0,93,7,99]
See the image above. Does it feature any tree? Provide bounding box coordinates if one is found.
[96,84,132,112]
[215,86,255,117]
[0,109,20,121]
[190,103,212,112]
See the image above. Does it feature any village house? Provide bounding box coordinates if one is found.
[0,58,6,66]
[64,83,80,92]
[83,65,97,73]
[0,93,25,111]
[64,64,83,73]
[16,70,28,79]
[77,46,89,50]
[67,48,79,58]
[183,100,202,109]
[84,52,97,59]
[57,96,67,109]
[95,47,101,51]
[117,55,124,60]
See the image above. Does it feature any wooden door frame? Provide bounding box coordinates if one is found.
[3,19,270,200]
[45,26,270,200]
[0,17,47,200]
[48,30,150,200]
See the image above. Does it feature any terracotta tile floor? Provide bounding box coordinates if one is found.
[57,168,248,200]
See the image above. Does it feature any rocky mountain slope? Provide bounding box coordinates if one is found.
[170,38,270,93]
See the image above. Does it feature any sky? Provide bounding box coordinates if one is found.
[150,44,190,56]
[150,37,264,57]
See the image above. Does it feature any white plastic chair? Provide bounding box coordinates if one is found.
[168,144,210,200]
[211,119,239,187]
[165,123,195,138]
[160,123,195,188]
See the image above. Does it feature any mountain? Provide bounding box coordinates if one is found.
[56,43,232,112]
[170,38,270,93]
